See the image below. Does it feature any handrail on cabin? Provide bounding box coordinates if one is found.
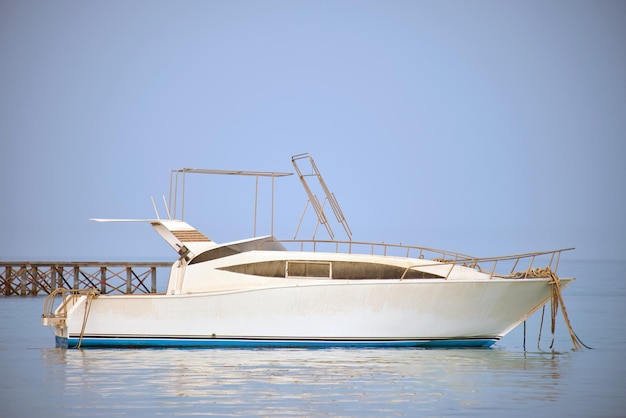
[398,247,575,280]
[262,239,574,280]
[268,239,477,262]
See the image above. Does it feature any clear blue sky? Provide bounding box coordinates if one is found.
[1,1,624,261]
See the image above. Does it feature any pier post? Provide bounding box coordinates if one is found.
[3,266,12,295]
[100,266,107,294]
[151,267,157,293]
[51,267,57,292]
[126,267,132,294]
[73,265,80,290]
[31,266,39,295]
[20,266,27,296]
[55,265,64,290]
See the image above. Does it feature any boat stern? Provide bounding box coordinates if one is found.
[42,288,98,347]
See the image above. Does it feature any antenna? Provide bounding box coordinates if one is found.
[162,195,172,220]
[151,196,161,220]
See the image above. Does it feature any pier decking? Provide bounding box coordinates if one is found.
[0,261,172,296]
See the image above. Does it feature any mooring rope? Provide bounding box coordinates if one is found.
[527,267,590,350]
[77,291,98,349]
[537,305,546,351]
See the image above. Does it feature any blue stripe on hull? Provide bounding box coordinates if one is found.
[58,335,497,349]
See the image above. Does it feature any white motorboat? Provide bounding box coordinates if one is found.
[42,154,577,349]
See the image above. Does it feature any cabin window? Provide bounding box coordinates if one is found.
[286,261,332,279]
[218,260,443,280]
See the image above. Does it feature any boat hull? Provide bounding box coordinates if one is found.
[52,278,572,349]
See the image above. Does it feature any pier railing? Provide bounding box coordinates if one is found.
[0,262,172,296]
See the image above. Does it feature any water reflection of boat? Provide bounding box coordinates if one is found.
[39,347,569,414]
[42,154,575,349]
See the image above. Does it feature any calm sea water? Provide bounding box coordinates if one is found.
[1,260,624,417]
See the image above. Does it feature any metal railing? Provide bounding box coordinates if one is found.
[399,247,575,280]
[41,288,98,327]
[264,239,476,261]
[261,239,574,279]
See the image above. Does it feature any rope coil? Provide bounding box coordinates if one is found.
[529,267,590,350]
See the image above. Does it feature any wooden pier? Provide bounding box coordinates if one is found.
[0,261,173,296]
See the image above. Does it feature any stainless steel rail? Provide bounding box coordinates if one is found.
[262,239,574,279]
